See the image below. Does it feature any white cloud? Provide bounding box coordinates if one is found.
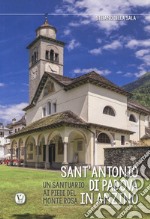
[80,19,90,25]
[145,15,150,22]
[63,0,75,3]
[69,19,90,27]
[135,49,150,66]
[135,49,149,57]
[103,40,122,50]
[89,40,122,56]
[74,67,111,75]
[123,72,133,77]
[97,38,102,44]
[139,54,150,66]
[0,102,27,124]
[126,65,148,78]
[0,83,5,87]
[89,47,101,55]
[69,21,80,27]
[128,0,150,7]
[57,0,150,31]
[67,39,80,51]
[63,29,71,36]
[135,67,147,77]
[126,39,150,49]
[144,25,150,33]
[116,71,123,74]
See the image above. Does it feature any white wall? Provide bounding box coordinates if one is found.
[127,110,145,142]
[26,81,89,125]
[0,128,10,158]
[26,79,148,146]
[88,84,128,130]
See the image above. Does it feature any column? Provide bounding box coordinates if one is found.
[35,145,39,168]
[23,146,27,167]
[62,142,68,165]
[45,145,50,169]
[18,146,20,167]
[10,142,13,166]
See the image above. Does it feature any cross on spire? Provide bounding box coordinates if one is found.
[44,13,48,24]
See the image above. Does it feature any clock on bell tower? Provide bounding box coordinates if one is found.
[27,18,65,102]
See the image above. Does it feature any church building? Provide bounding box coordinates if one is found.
[9,19,150,169]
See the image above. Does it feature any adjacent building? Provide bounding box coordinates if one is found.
[6,116,26,160]
[0,123,11,160]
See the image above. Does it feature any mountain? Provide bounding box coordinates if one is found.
[123,72,150,107]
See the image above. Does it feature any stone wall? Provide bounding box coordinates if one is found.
[104,146,150,177]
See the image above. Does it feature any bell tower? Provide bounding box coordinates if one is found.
[27,18,65,102]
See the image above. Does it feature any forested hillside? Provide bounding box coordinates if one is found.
[123,72,150,107]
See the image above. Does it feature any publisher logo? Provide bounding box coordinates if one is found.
[15,193,26,205]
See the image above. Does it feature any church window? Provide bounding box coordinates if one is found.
[50,49,54,61]
[55,53,59,63]
[31,55,34,64]
[45,50,49,60]
[121,135,125,145]
[53,102,57,113]
[48,102,51,115]
[42,107,46,117]
[97,133,111,143]
[103,106,115,116]
[129,114,136,122]
[34,52,38,62]
[31,51,38,65]
[36,51,38,61]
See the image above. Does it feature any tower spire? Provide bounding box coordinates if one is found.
[44,13,49,25]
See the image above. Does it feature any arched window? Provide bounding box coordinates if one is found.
[97,133,111,143]
[55,53,59,63]
[45,50,49,59]
[103,106,115,116]
[129,114,136,122]
[31,51,38,64]
[50,49,54,61]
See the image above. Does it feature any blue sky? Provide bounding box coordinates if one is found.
[0,0,150,123]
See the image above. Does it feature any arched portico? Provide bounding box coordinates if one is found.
[46,132,64,169]
[17,138,24,166]
[36,134,46,168]
[25,136,36,168]
[10,126,90,169]
[11,140,17,160]
[68,130,88,164]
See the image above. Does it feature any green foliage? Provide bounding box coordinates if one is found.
[0,166,150,219]
[123,72,150,107]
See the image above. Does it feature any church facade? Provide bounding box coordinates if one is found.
[9,19,150,168]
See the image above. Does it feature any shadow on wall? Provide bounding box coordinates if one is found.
[12,214,56,219]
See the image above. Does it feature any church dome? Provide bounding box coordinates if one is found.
[36,19,57,39]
